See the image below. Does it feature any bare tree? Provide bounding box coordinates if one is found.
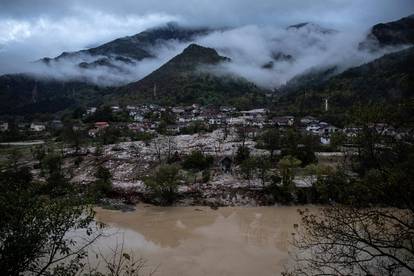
[150,136,177,164]
[288,207,414,275]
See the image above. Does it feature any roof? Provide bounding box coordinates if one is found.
[241,108,268,114]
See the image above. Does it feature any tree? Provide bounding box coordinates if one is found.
[255,157,272,186]
[288,104,414,275]
[90,165,113,199]
[182,150,214,172]
[278,155,301,188]
[144,164,181,205]
[100,127,121,145]
[260,129,281,158]
[290,207,414,275]
[151,136,177,164]
[0,164,98,275]
[236,125,249,148]
[61,123,84,154]
[235,145,250,164]
[281,129,317,166]
[240,157,257,184]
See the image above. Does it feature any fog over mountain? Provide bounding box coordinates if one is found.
[0,0,413,88]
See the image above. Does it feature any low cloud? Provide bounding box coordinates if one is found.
[3,22,410,89]
[0,0,412,88]
[22,41,188,86]
[195,24,409,88]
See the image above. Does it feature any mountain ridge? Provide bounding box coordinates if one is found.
[116,43,266,107]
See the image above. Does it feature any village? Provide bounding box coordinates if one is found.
[0,103,410,207]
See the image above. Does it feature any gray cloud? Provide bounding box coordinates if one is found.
[0,0,413,86]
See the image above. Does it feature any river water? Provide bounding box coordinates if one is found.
[93,205,309,276]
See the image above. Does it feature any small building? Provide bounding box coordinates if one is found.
[320,136,331,145]
[88,128,99,138]
[208,118,223,125]
[227,117,247,126]
[95,122,110,129]
[319,125,339,136]
[220,106,237,113]
[50,120,63,129]
[127,123,145,132]
[172,107,185,115]
[0,122,9,132]
[30,123,46,132]
[111,106,121,113]
[132,114,144,122]
[300,116,318,125]
[166,124,180,134]
[86,107,97,115]
[272,116,295,127]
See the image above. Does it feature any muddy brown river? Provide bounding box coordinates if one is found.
[92,205,311,276]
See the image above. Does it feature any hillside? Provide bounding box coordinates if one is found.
[117,44,266,107]
[279,46,414,114]
[0,75,108,116]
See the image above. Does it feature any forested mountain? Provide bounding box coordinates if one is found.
[117,44,266,107]
[278,46,414,115]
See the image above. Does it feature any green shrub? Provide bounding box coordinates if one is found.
[182,151,214,172]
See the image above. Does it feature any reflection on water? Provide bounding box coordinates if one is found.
[93,205,308,276]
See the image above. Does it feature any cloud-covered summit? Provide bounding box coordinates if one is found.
[0,0,413,87]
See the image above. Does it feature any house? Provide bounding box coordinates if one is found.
[30,123,46,132]
[227,117,247,126]
[300,116,318,125]
[318,125,339,136]
[111,106,121,113]
[306,122,339,136]
[132,114,145,122]
[272,116,295,127]
[86,107,97,115]
[172,107,185,115]
[127,123,145,132]
[220,157,233,173]
[208,118,224,125]
[88,128,100,138]
[241,108,268,118]
[0,122,9,132]
[95,122,110,129]
[220,106,237,113]
[50,120,63,129]
[320,136,331,145]
[166,124,180,134]
[343,127,361,137]
[126,105,138,111]
[293,175,318,188]
[306,124,321,134]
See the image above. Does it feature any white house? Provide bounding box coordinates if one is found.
[86,107,97,115]
[300,116,318,125]
[0,122,8,132]
[30,123,46,132]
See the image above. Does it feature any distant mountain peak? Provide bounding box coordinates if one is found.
[287,22,337,34]
[166,43,230,68]
[287,22,310,29]
[360,14,414,50]
[181,43,225,59]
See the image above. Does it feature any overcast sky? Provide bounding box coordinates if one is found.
[0,0,413,74]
